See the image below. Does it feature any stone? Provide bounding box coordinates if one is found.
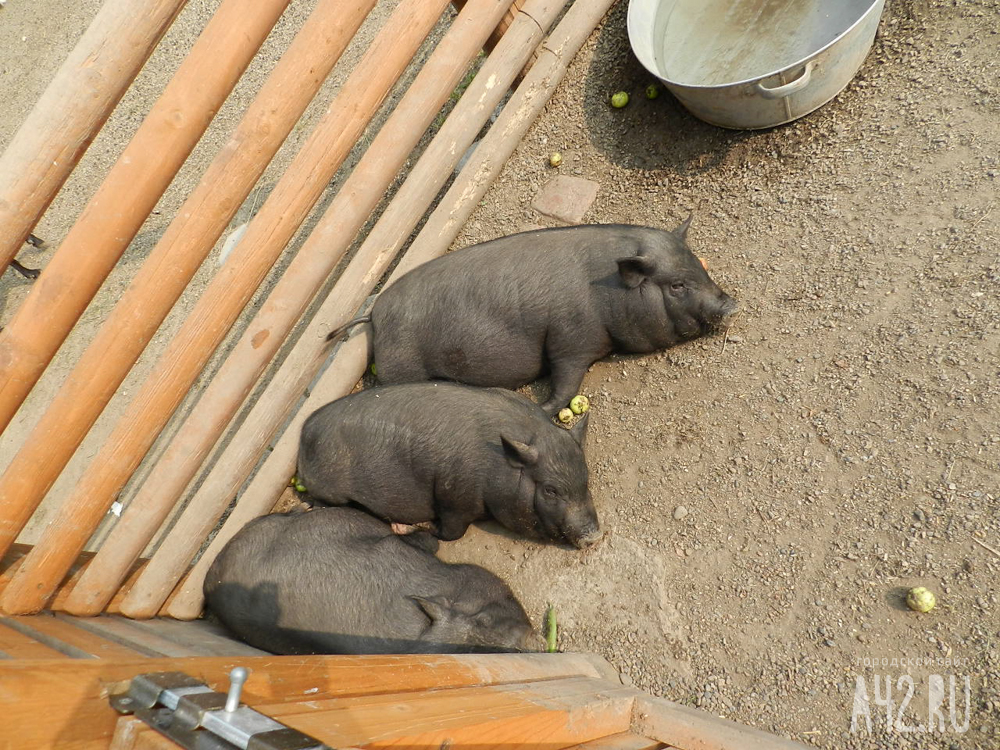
[530,175,599,224]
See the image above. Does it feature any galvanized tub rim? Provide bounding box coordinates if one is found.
[627,0,884,90]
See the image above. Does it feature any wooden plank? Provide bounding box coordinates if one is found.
[58,615,202,658]
[124,617,268,657]
[566,731,668,749]
[0,620,67,659]
[4,614,145,659]
[0,653,610,749]
[633,695,811,750]
[261,676,638,747]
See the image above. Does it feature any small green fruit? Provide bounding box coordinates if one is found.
[557,408,574,424]
[294,482,307,494]
[549,152,563,167]
[370,362,377,377]
[569,395,590,415]
[610,91,629,108]
[906,586,936,612]
[645,83,660,99]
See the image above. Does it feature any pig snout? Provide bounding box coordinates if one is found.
[718,291,739,318]
[570,525,604,549]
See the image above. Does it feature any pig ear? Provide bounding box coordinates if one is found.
[412,595,455,624]
[616,256,658,289]
[675,213,694,241]
[501,435,539,468]
[568,411,589,449]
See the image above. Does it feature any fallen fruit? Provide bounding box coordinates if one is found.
[569,395,590,414]
[294,482,307,494]
[645,83,660,99]
[558,408,574,424]
[610,91,629,108]
[906,586,936,612]
[370,362,377,377]
[549,152,563,167]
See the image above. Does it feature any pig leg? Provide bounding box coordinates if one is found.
[539,354,590,416]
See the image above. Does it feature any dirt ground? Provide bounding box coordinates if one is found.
[2,0,999,747]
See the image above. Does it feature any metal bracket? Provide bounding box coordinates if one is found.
[110,668,332,750]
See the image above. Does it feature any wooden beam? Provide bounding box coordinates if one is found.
[0,0,187,273]
[0,0,451,616]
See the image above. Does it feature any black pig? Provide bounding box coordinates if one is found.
[297,382,600,548]
[328,221,738,415]
[204,507,538,654]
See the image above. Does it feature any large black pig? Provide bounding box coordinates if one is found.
[329,221,738,414]
[204,507,538,654]
[297,382,600,548]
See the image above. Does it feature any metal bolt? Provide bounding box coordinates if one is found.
[225,667,249,712]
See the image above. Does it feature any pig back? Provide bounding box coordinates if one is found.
[204,508,477,654]
[297,384,538,525]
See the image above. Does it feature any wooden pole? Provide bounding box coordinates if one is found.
[165,0,614,621]
[0,0,376,586]
[0,0,451,616]
[123,0,564,621]
[0,0,187,273]
[0,0,291,435]
[65,0,514,617]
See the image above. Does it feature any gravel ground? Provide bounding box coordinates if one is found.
[436,0,1000,746]
[2,0,998,747]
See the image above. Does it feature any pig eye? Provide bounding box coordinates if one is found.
[670,281,686,291]
[542,485,561,499]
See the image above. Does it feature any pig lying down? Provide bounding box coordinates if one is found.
[204,507,537,655]
[329,221,738,414]
[298,382,601,548]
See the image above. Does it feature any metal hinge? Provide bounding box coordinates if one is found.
[110,667,333,750]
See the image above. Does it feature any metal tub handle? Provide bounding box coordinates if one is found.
[757,62,815,99]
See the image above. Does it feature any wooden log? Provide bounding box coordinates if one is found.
[166,0,614,621]
[632,695,811,750]
[0,0,451,617]
[0,0,378,595]
[0,543,149,614]
[0,652,612,749]
[0,0,187,273]
[121,0,561,622]
[455,0,525,52]
[70,0,517,619]
[0,0,292,436]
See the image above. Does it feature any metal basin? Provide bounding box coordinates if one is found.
[627,0,886,129]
